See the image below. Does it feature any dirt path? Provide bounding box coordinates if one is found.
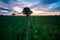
[26,17,33,40]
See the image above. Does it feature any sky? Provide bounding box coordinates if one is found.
[0,0,60,15]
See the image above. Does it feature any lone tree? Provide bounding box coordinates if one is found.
[22,7,33,40]
[0,14,3,16]
[11,13,15,16]
[22,7,33,17]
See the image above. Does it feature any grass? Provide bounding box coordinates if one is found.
[0,16,60,40]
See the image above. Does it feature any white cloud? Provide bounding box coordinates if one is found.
[13,6,22,12]
[0,10,8,12]
[47,1,60,10]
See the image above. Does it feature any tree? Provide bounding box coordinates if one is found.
[22,7,33,40]
[11,13,15,16]
[22,7,33,17]
[0,14,3,16]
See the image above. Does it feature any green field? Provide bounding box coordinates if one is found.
[0,16,60,40]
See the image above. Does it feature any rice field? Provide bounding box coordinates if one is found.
[0,16,60,40]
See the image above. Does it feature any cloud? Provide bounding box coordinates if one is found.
[44,1,60,12]
[17,0,40,2]
[0,0,17,4]
[13,6,22,12]
[0,2,9,8]
[31,0,60,12]
[0,0,10,4]
[0,0,60,14]
[40,0,60,4]
[48,1,60,9]
[0,7,10,11]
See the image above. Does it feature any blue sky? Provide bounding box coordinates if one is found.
[0,0,60,14]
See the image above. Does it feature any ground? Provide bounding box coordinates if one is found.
[0,16,60,40]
